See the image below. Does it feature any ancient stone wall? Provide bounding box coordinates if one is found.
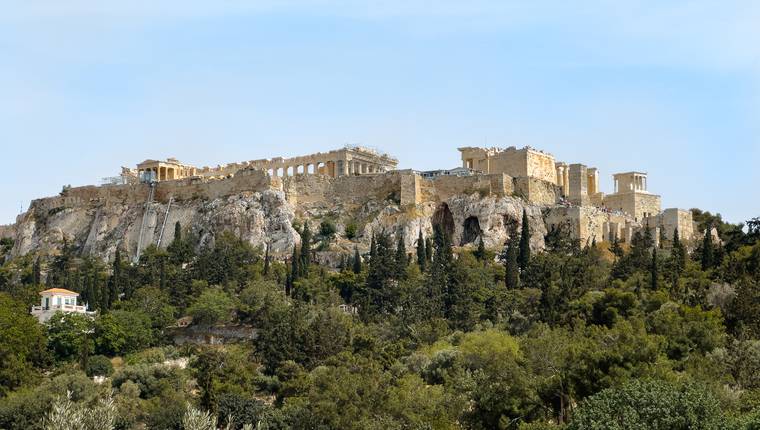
[31,168,274,215]
[513,177,559,205]
[401,172,515,206]
[544,206,636,246]
[525,150,558,184]
[568,164,589,206]
[649,208,695,244]
[603,192,661,223]
[281,171,403,213]
[459,146,557,184]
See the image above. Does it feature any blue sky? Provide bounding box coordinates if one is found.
[1,1,758,224]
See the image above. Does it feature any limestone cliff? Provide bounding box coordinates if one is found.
[8,174,550,265]
[7,169,669,265]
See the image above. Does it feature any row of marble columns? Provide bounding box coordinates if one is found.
[138,166,197,182]
[613,176,647,193]
[267,159,382,178]
[138,167,175,182]
[555,164,570,196]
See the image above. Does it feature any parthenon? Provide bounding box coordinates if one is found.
[124,146,398,183]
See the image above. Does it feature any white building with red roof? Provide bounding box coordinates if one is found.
[30,288,96,323]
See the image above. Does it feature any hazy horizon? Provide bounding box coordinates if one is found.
[2,1,758,225]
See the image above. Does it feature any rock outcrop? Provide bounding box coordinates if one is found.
[9,186,548,266]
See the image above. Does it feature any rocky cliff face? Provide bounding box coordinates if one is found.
[10,182,550,265]
[13,190,300,262]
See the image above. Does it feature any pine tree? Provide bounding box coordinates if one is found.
[416,229,426,271]
[702,224,714,270]
[352,246,362,274]
[395,234,408,276]
[518,209,531,271]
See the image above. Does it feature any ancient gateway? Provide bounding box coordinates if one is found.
[458,146,662,223]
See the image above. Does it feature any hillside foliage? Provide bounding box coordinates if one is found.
[0,215,759,429]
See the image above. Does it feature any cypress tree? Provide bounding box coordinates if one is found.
[285,263,293,297]
[671,228,686,277]
[263,242,271,275]
[502,223,520,289]
[416,229,426,271]
[701,224,714,271]
[98,270,108,312]
[366,231,395,315]
[159,257,167,291]
[290,245,300,281]
[425,237,433,263]
[369,233,377,262]
[85,270,96,311]
[109,249,122,306]
[474,236,486,261]
[32,257,42,285]
[651,246,659,290]
[611,236,624,260]
[352,246,362,274]
[299,221,312,276]
[427,224,452,318]
[174,221,182,243]
[518,209,531,270]
[395,234,408,276]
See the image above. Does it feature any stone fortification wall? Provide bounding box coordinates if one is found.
[31,168,273,215]
[459,146,557,185]
[545,206,637,246]
[603,192,661,223]
[427,174,512,202]
[525,150,558,184]
[513,177,559,205]
[280,171,403,211]
[648,208,695,244]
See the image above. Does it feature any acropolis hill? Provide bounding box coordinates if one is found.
[1,145,697,264]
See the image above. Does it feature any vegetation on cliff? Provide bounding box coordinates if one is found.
[0,215,759,429]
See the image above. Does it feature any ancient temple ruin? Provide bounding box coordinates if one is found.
[123,146,398,184]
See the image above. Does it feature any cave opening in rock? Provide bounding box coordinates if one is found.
[432,203,455,240]
[461,216,481,245]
